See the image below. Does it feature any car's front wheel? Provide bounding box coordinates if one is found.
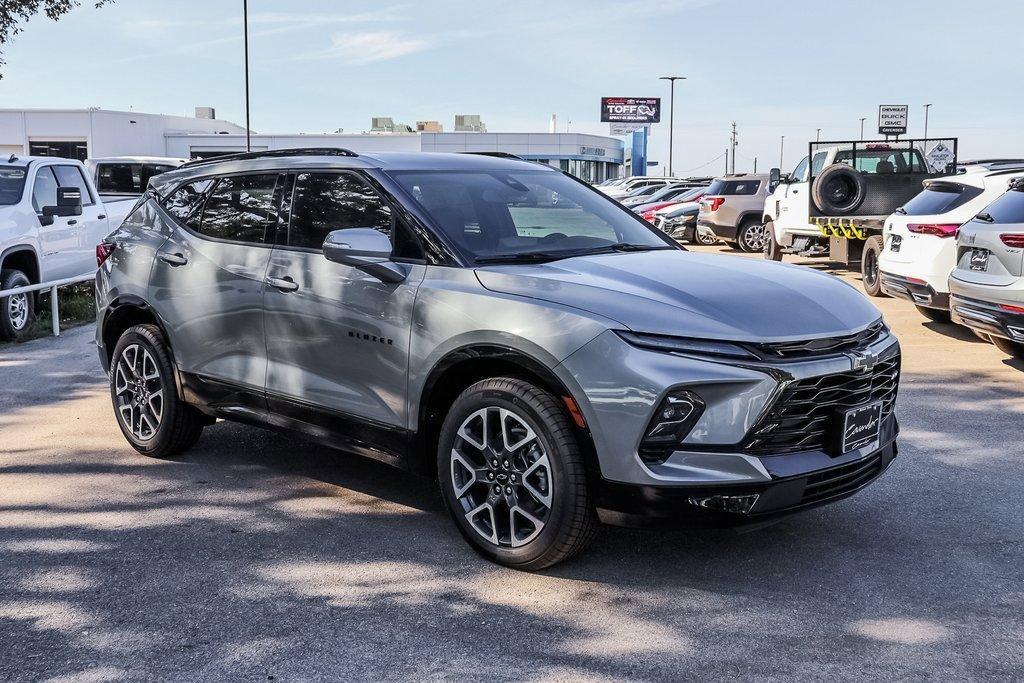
[110,324,205,458]
[763,221,784,261]
[437,377,598,570]
[0,269,34,341]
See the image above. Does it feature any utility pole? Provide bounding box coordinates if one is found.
[779,135,784,168]
[816,128,821,142]
[923,103,932,140]
[724,148,728,174]
[753,156,757,173]
[659,75,686,177]
[243,0,251,151]
[859,117,866,141]
[729,121,738,174]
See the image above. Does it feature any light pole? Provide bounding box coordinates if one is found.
[659,75,686,177]
[859,117,866,141]
[816,128,821,142]
[779,135,784,168]
[923,103,932,140]
[243,0,251,152]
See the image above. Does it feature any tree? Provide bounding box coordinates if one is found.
[0,0,113,78]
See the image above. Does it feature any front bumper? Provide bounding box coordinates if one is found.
[880,271,949,310]
[597,437,897,528]
[950,294,1024,343]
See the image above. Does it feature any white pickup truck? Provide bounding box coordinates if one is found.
[0,154,135,340]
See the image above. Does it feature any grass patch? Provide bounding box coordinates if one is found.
[3,282,96,344]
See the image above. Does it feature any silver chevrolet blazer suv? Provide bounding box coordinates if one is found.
[95,149,900,569]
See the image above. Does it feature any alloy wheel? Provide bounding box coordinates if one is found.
[7,293,29,330]
[742,223,769,251]
[114,344,164,442]
[449,406,553,548]
[696,229,718,245]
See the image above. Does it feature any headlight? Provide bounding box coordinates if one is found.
[616,330,758,360]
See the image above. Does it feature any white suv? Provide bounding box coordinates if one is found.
[878,166,1024,321]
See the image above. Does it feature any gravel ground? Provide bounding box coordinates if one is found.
[1,246,1022,681]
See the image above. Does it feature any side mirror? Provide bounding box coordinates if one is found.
[322,228,407,283]
[768,168,782,193]
[41,186,84,222]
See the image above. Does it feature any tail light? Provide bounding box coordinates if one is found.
[705,196,725,211]
[1000,233,1024,248]
[907,223,960,238]
[1000,303,1024,314]
[96,242,116,266]
[642,211,657,222]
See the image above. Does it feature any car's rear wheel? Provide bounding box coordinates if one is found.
[0,269,34,341]
[437,377,598,570]
[737,218,768,253]
[110,324,205,458]
[916,305,951,323]
[861,236,885,297]
[990,335,1024,359]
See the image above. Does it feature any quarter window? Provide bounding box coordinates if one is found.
[199,174,280,244]
[31,167,59,212]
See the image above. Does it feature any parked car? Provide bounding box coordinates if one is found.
[0,154,134,340]
[86,156,187,202]
[879,166,1024,321]
[653,203,713,244]
[632,185,706,213]
[948,178,1024,358]
[763,139,957,296]
[698,174,771,252]
[602,177,675,199]
[96,148,900,570]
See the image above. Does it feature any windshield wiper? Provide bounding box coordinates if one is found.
[975,212,995,223]
[475,252,569,264]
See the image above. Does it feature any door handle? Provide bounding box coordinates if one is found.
[67,219,77,225]
[98,214,106,220]
[158,252,188,266]
[265,276,299,292]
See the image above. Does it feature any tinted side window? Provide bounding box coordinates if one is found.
[724,180,760,195]
[289,172,391,249]
[98,163,176,194]
[983,188,1024,224]
[200,174,280,244]
[53,165,94,205]
[32,167,59,212]
[164,179,215,231]
[792,156,809,182]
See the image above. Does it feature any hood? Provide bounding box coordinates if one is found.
[475,250,881,342]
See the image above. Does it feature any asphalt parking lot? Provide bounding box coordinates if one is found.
[1,245,1022,681]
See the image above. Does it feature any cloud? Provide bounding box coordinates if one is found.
[306,31,429,65]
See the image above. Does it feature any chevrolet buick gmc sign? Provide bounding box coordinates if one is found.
[878,105,909,136]
[601,97,661,124]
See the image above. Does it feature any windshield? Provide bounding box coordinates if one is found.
[0,167,27,205]
[901,182,982,216]
[390,170,673,263]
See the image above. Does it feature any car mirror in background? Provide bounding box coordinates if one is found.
[322,228,407,283]
[40,186,84,225]
[769,168,782,193]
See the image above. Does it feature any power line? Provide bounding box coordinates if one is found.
[683,151,728,173]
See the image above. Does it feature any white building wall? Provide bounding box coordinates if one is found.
[164,133,423,158]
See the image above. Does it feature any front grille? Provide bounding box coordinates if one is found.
[749,321,886,360]
[801,453,884,505]
[743,352,900,456]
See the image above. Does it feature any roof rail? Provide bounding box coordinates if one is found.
[180,147,358,169]
[460,151,524,160]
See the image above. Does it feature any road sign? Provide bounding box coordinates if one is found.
[878,105,908,136]
[925,141,955,171]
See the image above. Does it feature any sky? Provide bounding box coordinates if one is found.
[0,0,1020,174]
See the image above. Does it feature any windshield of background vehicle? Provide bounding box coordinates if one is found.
[390,170,671,262]
[0,167,27,205]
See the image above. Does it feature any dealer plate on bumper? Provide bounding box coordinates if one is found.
[839,401,882,454]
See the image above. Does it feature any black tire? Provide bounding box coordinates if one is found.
[109,324,204,458]
[991,335,1024,359]
[861,235,885,297]
[736,218,768,253]
[0,269,34,341]
[915,305,951,323]
[436,377,598,571]
[763,220,784,261]
[812,163,867,215]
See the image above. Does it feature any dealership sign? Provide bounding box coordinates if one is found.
[601,97,661,124]
[609,122,645,135]
[878,105,908,136]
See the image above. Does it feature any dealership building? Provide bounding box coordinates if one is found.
[0,108,626,182]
